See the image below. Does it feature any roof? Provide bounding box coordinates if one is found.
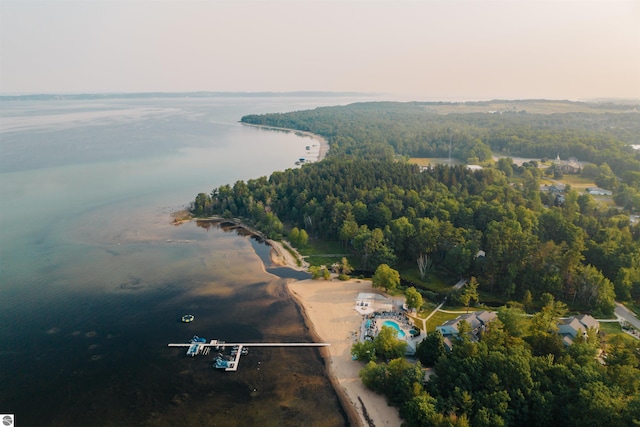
[559,318,585,336]
[436,310,497,345]
[575,314,599,330]
[557,314,599,340]
[442,336,456,351]
[561,334,574,346]
[475,310,497,325]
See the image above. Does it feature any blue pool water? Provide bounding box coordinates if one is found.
[382,320,406,338]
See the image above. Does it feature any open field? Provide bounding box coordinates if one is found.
[418,100,636,115]
[408,157,465,167]
[556,175,596,191]
[298,239,351,267]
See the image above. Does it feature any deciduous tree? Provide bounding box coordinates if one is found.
[405,287,423,311]
[372,264,400,292]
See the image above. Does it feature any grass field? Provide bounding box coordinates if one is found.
[299,239,351,267]
[599,321,623,336]
[399,267,456,293]
[408,158,464,167]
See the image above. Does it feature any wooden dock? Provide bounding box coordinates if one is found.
[168,339,330,371]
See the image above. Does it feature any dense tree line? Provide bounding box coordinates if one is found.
[356,294,640,426]
[194,157,640,315]
[348,293,640,427]
[241,101,640,177]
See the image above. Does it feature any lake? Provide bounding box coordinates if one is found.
[0,95,368,426]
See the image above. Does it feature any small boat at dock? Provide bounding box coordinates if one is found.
[168,338,330,371]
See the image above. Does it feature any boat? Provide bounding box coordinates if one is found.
[186,336,207,357]
[181,314,194,323]
[215,354,236,370]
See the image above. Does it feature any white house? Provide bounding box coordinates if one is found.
[586,187,613,196]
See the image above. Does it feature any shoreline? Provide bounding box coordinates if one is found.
[285,280,368,427]
[173,217,402,425]
[286,279,364,427]
[267,243,401,426]
[241,122,330,162]
[285,278,403,427]
[267,239,402,426]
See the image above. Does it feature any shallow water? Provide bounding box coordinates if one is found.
[0,96,365,426]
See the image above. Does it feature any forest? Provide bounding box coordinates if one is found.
[360,301,640,427]
[194,156,639,316]
[193,100,640,426]
[241,101,640,177]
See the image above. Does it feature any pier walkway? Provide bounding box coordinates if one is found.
[168,339,330,371]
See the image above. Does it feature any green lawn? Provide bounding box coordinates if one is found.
[599,321,623,337]
[559,174,596,190]
[424,311,464,332]
[298,239,351,267]
[399,267,456,293]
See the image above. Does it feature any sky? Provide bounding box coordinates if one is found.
[1,0,639,100]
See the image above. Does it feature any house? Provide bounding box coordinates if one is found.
[560,161,581,174]
[554,155,581,174]
[557,314,599,346]
[436,310,497,350]
[586,187,613,196]
[548,183,566,194]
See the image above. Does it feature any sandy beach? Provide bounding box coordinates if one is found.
[260,238,402,426]
[242,123,330,162]
[287,278,403,427]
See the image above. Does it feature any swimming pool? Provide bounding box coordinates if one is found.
[382,320,406,338]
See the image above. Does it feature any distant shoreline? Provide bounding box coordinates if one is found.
[0,91,370,101]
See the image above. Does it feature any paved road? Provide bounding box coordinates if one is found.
[453,278,467,290]
[615,303,640,330]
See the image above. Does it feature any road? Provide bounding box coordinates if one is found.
[615,303,640,330]
[453,278,467,290]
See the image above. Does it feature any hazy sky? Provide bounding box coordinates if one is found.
[1,0,639,100]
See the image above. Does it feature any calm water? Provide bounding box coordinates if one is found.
[0,96,367,426]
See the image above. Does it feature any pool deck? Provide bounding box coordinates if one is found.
[360,311,422,355]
